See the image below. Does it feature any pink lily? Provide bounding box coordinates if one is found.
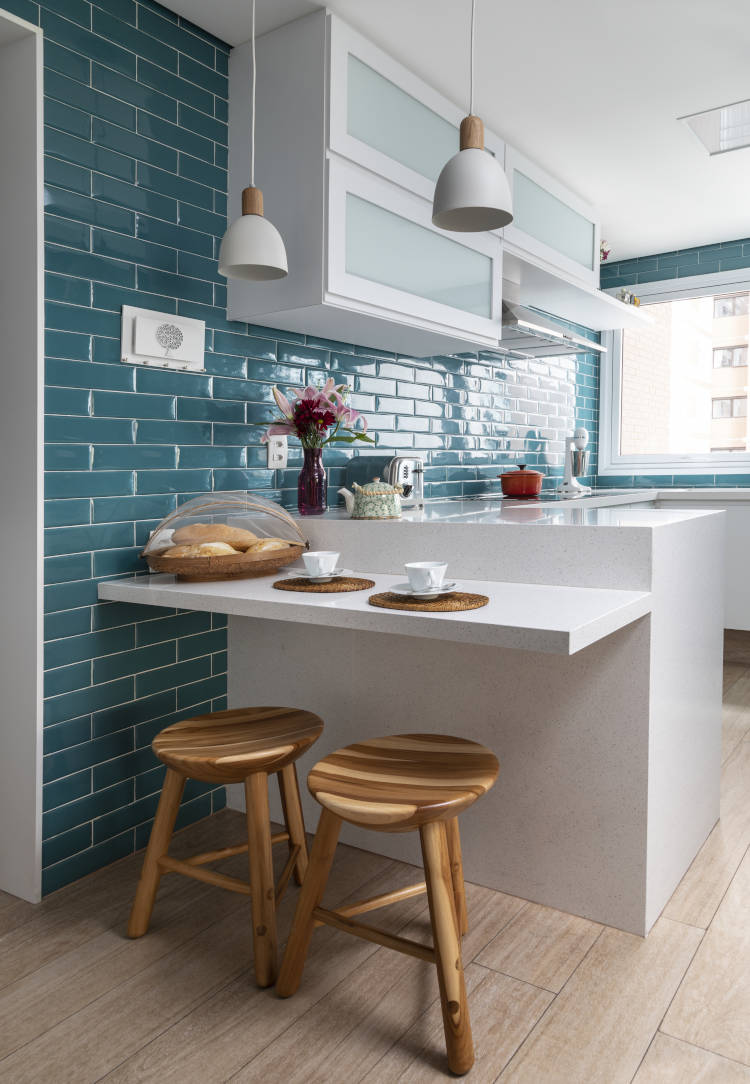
[271,385,293,420]
[260,421,295,443]
[330,392,366,431]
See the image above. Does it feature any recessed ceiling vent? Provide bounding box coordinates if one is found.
[681,98,750,156]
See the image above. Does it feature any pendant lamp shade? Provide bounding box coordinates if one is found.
[432,0,513,234]
[433,115,513,233]
[218,186,288,281]
[217,0,288,281]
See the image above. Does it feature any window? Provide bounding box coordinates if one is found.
[600,275,750,474]
[714,293,749,318]
[713,345,748,367]
[712,396,747,418]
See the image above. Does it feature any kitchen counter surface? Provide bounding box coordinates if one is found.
[301,499,716,528]
[655,487,750,500]
[317,487,750,526]
[98,572,652,655]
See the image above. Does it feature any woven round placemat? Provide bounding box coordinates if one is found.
[368,591,489,613]
[273,576,376,593]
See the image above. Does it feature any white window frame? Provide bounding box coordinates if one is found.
[600,268,750,475]
[713,345,748,368]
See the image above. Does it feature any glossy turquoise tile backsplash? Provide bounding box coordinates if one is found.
[5,0,600,892]
[600,239,750,289]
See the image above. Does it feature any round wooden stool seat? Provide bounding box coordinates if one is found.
[307,733,499,831]
[153,706,324,784]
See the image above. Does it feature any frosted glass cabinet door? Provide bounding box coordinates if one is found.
[327,160,502,345]
[347,55,457,187]
[328,15,505,203]
[503,146,599,287]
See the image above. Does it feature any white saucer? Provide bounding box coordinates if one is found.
[390,581,457,600]
[291,567,351,584]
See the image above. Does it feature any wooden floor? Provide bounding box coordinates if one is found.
[2,656,750,1082]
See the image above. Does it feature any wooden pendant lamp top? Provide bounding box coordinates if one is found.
[459,114,485,151]
[241,185,264,216]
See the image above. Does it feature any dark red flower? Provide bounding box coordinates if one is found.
[292,399,335,438]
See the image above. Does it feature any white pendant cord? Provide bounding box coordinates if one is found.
[250,0,256,187]
[469,0,476,116]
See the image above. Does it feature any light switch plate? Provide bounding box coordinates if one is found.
[266,435,288,469]
[121,306,206,371]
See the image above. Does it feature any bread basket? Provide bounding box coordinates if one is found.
[142,492,308,582]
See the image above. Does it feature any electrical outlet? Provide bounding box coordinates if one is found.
[266,435,288,470]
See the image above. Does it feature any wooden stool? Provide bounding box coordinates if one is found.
[276,733,498,1075]
[128,706,323,987]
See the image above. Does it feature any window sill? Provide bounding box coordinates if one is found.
[600,463,750,477]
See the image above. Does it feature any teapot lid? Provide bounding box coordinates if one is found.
[499,463,544,479]
[356,476,403,495]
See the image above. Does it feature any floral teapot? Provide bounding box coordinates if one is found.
[338,477,403,519]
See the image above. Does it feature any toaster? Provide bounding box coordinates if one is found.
[385,456,424,509]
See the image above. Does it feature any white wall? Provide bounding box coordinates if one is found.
[0,13,44,902]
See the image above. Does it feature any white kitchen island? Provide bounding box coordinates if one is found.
[99,500,724,936]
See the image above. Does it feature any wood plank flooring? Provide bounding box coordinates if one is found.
[2,651,749,1081]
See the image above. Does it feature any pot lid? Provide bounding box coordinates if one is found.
[498,463,544,479]
[354,476,403,495]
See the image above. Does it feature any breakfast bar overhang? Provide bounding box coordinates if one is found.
[100,502,725,936]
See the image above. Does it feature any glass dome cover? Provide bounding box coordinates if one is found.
[142,492,308,582]
[143,492,306,555]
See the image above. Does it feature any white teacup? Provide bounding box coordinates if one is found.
[405,561,448,593]
[303,550,340,578]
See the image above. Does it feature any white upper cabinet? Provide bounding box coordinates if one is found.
[328,18,505,204]
[503,146,600,289]
[226,10,636,351]
[224,10,502,355]
[327,158,502,342]
[226,10,505,357]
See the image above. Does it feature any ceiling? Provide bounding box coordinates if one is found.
[168,0,750,261]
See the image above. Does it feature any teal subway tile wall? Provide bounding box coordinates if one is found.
[600,239,750,289]
[6,0,599,892]
[600,238,750,485]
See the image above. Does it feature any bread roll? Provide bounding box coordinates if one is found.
[172,523,258,550]
[247,538,291,553]
[163,541,239,558]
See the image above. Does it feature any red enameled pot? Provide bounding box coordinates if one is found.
[498,463,544,499]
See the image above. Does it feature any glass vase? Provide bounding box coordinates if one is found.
[297,446,327,516]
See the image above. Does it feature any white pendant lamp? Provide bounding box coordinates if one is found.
[218,0,288,280]
[432,0,513,233]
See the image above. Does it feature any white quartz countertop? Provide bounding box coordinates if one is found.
[98,571,652,655]
[305,498,717,528]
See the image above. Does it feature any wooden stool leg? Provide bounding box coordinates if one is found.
[278,762,309,885]
[245,772,278,987]
[128,768,185,939]
[420,820,474,1076]
[446,817,468,936]
[276,807,341,997]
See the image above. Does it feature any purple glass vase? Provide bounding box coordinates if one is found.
[297,446,327,516]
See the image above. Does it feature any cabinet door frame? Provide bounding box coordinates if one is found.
[326,157,503,345]
[503,145,600,289]
[327,14,506,206]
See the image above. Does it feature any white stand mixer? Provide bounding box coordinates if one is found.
[558,427,592,498]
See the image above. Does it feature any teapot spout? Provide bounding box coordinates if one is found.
[338,487,355,515]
